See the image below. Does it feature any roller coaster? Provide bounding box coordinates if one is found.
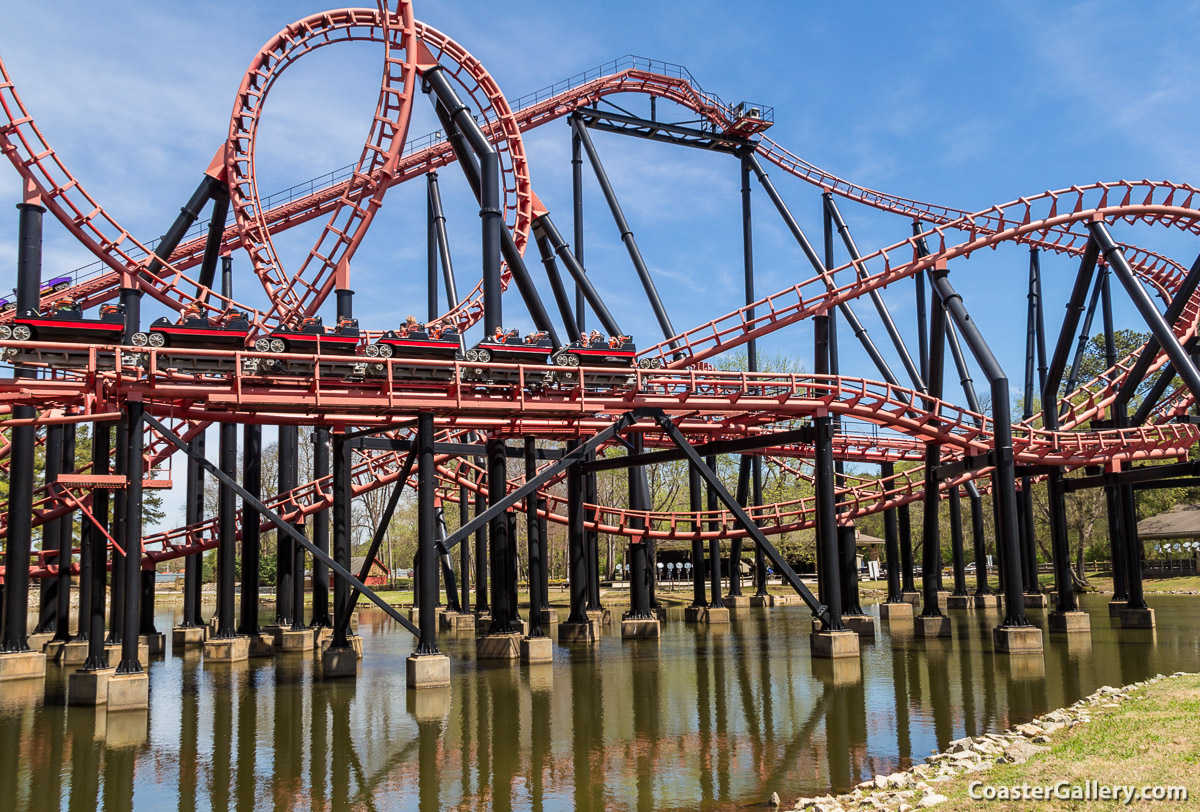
[0,2,1195,698]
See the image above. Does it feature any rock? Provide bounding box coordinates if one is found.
[899,805,915,812]
[1016,723,1043,738]
[770,791,781,807]
[1032,735,1051,744]
[919,795,948,808]
[887,773,909,789]
[1041,721,1064,735]
[874,775,890,790]
[1003,739,1047,764]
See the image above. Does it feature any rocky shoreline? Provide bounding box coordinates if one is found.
[788,672,1197,812]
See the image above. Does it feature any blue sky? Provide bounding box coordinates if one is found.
[2,1,1198,527]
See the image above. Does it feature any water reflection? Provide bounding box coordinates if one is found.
[1,594,1199,810]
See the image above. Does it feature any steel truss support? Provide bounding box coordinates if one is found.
[486,438,519,634]
[571,114,679,350]
[141,414,420,641]
[238,425,262,636]
[426,171,460,321]
[929,262,1029,627]
[437,505,461,614]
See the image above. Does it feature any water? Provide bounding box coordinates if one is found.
[2,594,1198,811]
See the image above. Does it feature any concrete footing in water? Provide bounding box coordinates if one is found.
[620,617,661,639]
[842,614,876,638]
[520,636,554,663]
[106,671,149,711]
[280,629,314,653]
[476,632,522,660]
[684,606,731,624]
[68,667,114,706]
[1121,607,1156,629]
[557,621,595,643]
[204,636,250,663]
[880,602,914,620]
[0,651,46,682]
[810,629,860,659]
[322,646,359,678]
[55,640,90,666]
[723,595,751,609]
[749,595,774,607]
[974,594,1001,610]
[1108,600,1128,617]
[899,591,922,606]
[946,595,973,611]
[406,653,450,688]
[915,615,952,638]
[1048,610,1091,634]
[993,624,1043,654]
[172,626,206,648]
[1023,593,1048,609]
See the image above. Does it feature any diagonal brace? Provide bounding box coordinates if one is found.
[651,412,828,623]
[141,412,421,638]
[438,408,655,554]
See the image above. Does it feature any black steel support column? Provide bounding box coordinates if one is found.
[82,423,111,669]
[416,414,439,653]
[54,425,76,640]
[584,464,603,612]
[458,480,471,613]
[1118,478,1148,610]
[706,455,724,608]
[238,425,262,635]
[627,435,652,619]
[881,462,903,603]
[566,443,589,623]
[37,425,63,635]
[486,438,517,634]
[929,263,1029,627]
[473,463,489,614]
[813,314,844,629]
[116,402,145,673]
[572,125,586,330]
[970,490,991,596]
[183,433,205,628]
[533,232,580,338]
[311,428,332,627]
[730,459,748,597]
[537,495,551,612]
[427,172,440,322]
[215,421,238,640]
[427,172,459,313]
[950,488,969,596]
[899,503,916,594]
[689,464,707,607]
[919,279,947,618]
[331,433,351,648]
[525,439,545,637]
[280,426,305,631]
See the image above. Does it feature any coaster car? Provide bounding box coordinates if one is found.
[463,329,554,365]
[367,324,462,360]
[552,335,662,369]
[0,302,126,343]
[132,310,252,349]
[255,315,361,356]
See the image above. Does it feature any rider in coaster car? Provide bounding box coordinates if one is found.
[399,314,418,338]
[493,326,507,343]
[177,303,202,325]
[52,297,78,314]
[222,308,246,326]
[578,331,588,346]
[427,320,444,339]
[524,331,547,344]
[589,329,602,346]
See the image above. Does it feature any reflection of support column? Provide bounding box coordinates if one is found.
[695,631,716,808]
[631,636,662,811]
